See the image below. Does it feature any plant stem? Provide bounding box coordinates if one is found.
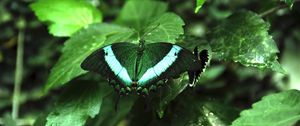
[260,0,300,17]
[12,29,25,120]
[259,4,287,17]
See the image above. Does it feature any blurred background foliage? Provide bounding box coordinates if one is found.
[0,0,300,125]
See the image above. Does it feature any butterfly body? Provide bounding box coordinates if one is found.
[81,42,208,96]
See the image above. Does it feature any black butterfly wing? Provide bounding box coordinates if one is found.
[81,42,138,86]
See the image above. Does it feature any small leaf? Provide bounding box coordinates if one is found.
[3,114,17,126]
[195,0,206,13]
[30,0,102,37]
[45,23,134,91]
[116,0,167,32]
[143,13,185,43]
[284,0,294,9]
[232,90,300,126]
[46,80,112,126]
[208,11,285,74]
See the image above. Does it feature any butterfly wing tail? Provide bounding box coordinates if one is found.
[188,47,209,87]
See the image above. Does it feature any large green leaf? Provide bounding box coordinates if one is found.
[30,0,102,37]
[195,0,206,13]
[44,23,134,91]
[208,11,285,73]
[143,13,185,43]
[116,0,167,32]
[46,80,112,126]
[232,90,300,126]
[116,0,184,43]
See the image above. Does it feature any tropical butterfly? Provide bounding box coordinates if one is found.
[81,40,208,96]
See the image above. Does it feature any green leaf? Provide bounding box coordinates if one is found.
[86,94,138,126]
[152,75,189,118]
[208,11,285,74]
[284,0,294,9]
[3,114,17,126]
[30,0,102,37]
[168,95,239,126]
[232,90,300,126]
[116,0,167,32]
[143,13,185,43]
[44,23,134,91]
[195,0,206,13]
[46,80,112,126]
[116,0,184,43]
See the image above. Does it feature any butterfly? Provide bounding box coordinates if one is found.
[81,41,208,96]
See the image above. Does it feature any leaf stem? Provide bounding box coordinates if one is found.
[259,0,300,17]
[12,29,25,120]
[259,4,287,17]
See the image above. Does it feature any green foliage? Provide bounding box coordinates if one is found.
[163,94,239,126]
[44,0,185,91]
[46,80,112,126]
[284,0,294,8]
[116,0,184,43]
[195,0,206,13]
[143,13,185,43]
[44,23,134,91]
[232,90,300,126]
[151,76,189,118]
[116,0,167,32]
[87,94,137,126]
[208,11,285,74]
[3,114,17,126]
[2,0,297,126]
[30,0,102,37]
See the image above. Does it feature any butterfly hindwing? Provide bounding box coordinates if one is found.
[137,43,202,87]
[188,47,209,86]
[137,43,174,86]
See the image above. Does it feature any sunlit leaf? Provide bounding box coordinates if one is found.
[30,0,102,37]
[116,0,167,32]
[143,13,185,43]
[232,90,300,126]
[195,0,206,13]
[208,11,285,74]
[45,23,134,91]
[284,0,294,9]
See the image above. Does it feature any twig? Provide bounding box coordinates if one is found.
[12,29,25,119]
[260,0,300,17]
[259,4,287,17]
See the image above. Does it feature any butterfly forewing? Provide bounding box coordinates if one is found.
[81,43,137,86]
